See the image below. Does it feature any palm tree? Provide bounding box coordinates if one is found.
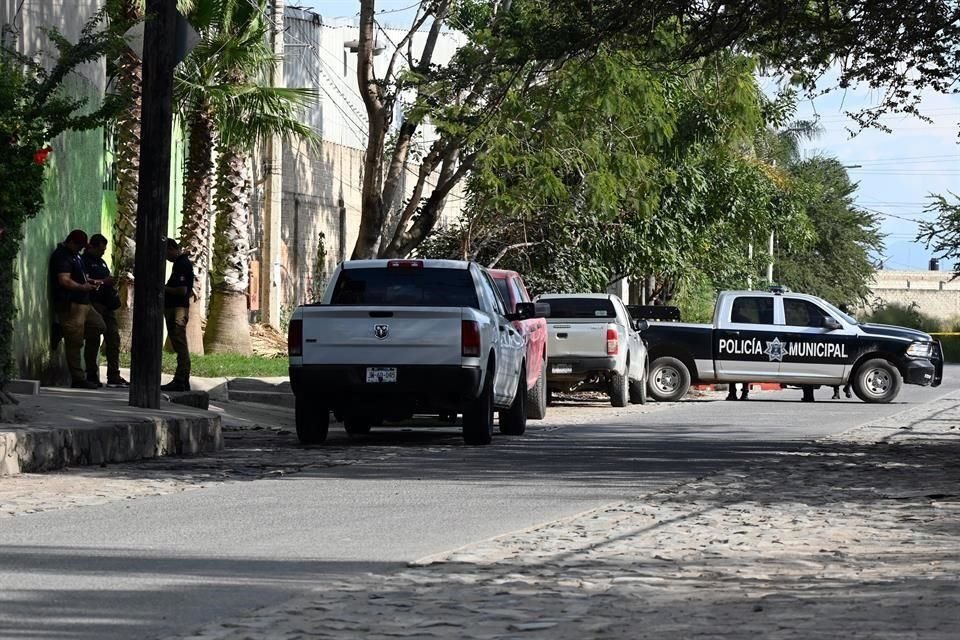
[105,0,143,350]
[174,0,230,355]
[191,0,316,354]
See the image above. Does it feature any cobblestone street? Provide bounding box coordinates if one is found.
[162,394,960,639]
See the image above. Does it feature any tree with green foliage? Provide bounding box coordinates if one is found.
[0,13,123,406]
[918,192,960,276]
[776,157,884,306]
[423,49,811,295]
[354,0,960,261]
[195,0,316,355]
[104,0,143,350]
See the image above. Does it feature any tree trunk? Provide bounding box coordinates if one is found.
[111,1,143,351]
[204,147,252,354]
[178,101,216,355]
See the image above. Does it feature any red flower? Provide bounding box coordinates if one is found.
[33,146,53,165]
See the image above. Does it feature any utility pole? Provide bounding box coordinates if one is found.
[767,230,774,285]
[260,0,285,328]
[129,0,177,409]
[747,243,753,290]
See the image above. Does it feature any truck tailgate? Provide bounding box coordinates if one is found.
[547,319,610,358]
[299,306,465,366]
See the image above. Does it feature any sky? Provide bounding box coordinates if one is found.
[301,1,960,272]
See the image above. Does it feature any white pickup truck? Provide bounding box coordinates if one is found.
[537,293,649,406]
[287,259,543,445]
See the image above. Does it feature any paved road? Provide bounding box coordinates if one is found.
[1,369,957,640]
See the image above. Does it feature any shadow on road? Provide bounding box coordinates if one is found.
[0,545,397,640]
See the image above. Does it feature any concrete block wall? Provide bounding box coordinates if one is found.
[866,271,960,324]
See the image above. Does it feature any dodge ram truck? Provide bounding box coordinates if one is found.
[288,259,543,445]
[642,287,944,403]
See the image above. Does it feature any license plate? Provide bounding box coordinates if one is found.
[366,367,397,383]
[552,364,573,374]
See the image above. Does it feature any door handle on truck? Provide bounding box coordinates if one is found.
[557,333,568,338]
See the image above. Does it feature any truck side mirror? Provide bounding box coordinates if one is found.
[632,319,649,332]
[508,302,536,321]
[823,317,842,331]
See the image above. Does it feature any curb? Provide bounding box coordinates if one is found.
[0,414,223,477]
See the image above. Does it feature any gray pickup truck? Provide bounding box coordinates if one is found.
[288,259,544,445]
[537,293,649,406]
[641,287,944,403]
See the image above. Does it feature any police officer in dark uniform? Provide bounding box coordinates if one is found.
[49,230,106,388]
[82,234,128,388]
[162,238,194,392]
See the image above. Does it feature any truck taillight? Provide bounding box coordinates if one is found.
[462,320,481,357]
[606,327,619,355]
[288,319,303,357]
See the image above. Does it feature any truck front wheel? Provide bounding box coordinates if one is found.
[852,358,903,404]
[295,396,330,444]
[648,357,691,402]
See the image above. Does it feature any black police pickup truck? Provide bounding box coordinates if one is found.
[642,288,944,403]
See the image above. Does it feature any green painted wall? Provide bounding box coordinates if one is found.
[13,78,186,383]
[13,77,105,383]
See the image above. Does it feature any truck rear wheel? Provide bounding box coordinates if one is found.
[630,362,648,405]
[295,397,330,445]
[526,361,547,420]
[500,364,528,435]
[610,369,629,407]
[648,357,691,402]
[852,358,902,404]
[463,366,494,445]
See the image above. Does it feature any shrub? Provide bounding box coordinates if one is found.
[862,302,942,333]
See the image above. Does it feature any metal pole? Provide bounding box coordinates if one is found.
[767,230,774,284]
[129,0,177,408]
[261,0,285,328]
[747,243,753,290]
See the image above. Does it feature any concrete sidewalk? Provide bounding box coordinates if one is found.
[0,387,222,476]
[164,393,960,639]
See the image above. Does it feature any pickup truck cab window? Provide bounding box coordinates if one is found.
[783,298,833,328]
[480,271,508,316]
[330,267,479,308]
[511,278,529,306]
[730,296,774,325]
[546,298,616,318]
[494,278,514,311]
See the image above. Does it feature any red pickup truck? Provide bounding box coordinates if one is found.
[489,269,549,419]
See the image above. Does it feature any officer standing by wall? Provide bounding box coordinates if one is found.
[82,234,128,388]
[162,239,194,392]
[49,230,106,389]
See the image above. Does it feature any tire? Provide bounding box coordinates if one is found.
[500,364,528,435]
[647,356,691,402]
[463,363,495,445]
[343,417,372,436]
[629,361,648,405]
[610,367,629,407]
[525,361,548,420]
[852,358,903,404]
[295,396,330,445]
